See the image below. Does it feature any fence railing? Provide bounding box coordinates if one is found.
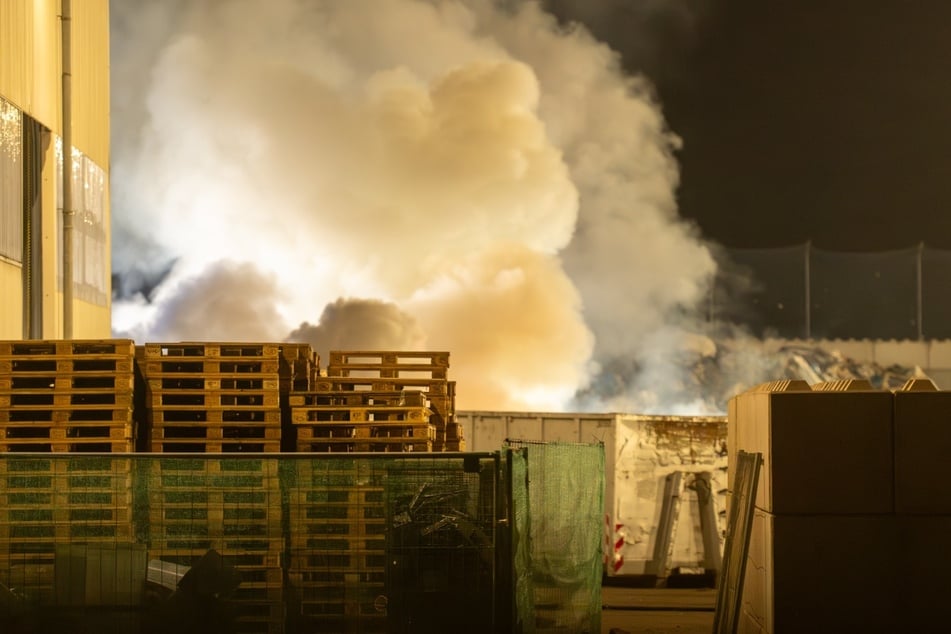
[711,243,951,340]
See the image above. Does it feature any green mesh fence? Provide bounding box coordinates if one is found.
[0,449,603,633]
[505,440,604,634]
[0,453,502,634]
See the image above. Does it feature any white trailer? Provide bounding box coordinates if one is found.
[456,410,728,577]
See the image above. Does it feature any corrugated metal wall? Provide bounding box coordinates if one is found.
[0,0,111,339]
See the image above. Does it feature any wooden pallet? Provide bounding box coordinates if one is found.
[0,339,135,357]
[290,405,430,424]
[280,342,318,392]
[148,391,280,408]
[0,358,134,374]
[295,424,434,442]
[147,440,281,453]
[141,342,281,359]
[327,351,449,368]
[288,390,426,408]
[0,390,134,408]
[1,423,131,441]
[0,374,135,391]
[147,376,280,391]
[150,424,282,441]
[147,408,282,424]
[140,360,281,376]
[295,439,433,453]
[313,377,449,395]
[0,439,134,453]
[0,405,133,423]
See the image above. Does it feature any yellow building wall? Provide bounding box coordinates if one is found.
[0,262,24,339]
[1,0,113,340]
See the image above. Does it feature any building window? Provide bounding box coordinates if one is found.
[56,138,108,306]
[0,98,23,263]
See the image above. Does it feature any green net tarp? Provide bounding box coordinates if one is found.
[506,440,604,634]
[0,453,500,634]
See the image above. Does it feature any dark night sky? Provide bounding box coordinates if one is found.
[554,0,951,252]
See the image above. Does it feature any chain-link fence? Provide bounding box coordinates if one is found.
[712,243,951,340]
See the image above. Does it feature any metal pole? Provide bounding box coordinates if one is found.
[61,0,74,339]
[804,240,811,340]
[917,242,924,340]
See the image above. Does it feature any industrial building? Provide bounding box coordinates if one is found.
[0,0,112,340]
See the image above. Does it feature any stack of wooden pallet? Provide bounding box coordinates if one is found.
[284,458,387,633]
[136,342,284,453]
[0,339,136,453]
[0,454,137,604]
[144,456,285,634]
[290,350,460,452]
[0,340,137,601]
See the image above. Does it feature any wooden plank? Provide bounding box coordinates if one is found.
[295,424,434,441]
[290,405,430,425]
[0,374,135,391]
[150,424,282,441]
[0,390,134,408]
[0,359,134,373]
[294,439,433,453]
[147,391,280,408]
[288,390,426,408]
[313,377,448,395]
[147,408,281,424]
[147,376,280,391]
[146,440,282,453]
[140,360,281,376]
[0,339,135,357]
[328,350,449,367]
[0,440,134,453]
[142,342,281,359]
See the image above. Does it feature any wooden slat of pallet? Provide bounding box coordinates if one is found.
[0,454,133,474]
[0,390,134,408]
[140,360,281,376]
[147,390,280,408]
[0,374,135,391]
[295,424,434,442]
[0,440,134,453]
[147,536,284,554]
[328,350,449,366]
[0,406,132,423]
[1,424,132,442]
[148,456,280,476]
[147,408,281,424]
[288,389,426,408]
[147,376,280,391]
[146,439,282,454]
[146,520,283,542]
[1,505,133,524]
[313,377,448,395]
[0,521,135,542]
[326,365,448,380]
[290,405,430,424]
[142,342,281,359]
[289,551,385,573]
[0,339,135,357]
[150,424,282,441]
[294,439,433,453]
[0,359,134,374]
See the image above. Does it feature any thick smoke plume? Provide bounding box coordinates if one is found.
[110,0,723,412]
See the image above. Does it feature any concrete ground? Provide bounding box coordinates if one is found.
[601,587,716,634]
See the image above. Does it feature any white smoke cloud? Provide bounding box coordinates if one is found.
[110,0,721,412]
